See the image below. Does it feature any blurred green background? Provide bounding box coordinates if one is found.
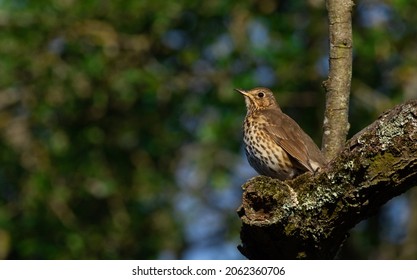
[0,0,416,259]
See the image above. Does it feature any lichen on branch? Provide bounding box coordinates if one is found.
[238,99,417,259]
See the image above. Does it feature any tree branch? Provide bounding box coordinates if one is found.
[238,99,417,259]
[322,0,354,161]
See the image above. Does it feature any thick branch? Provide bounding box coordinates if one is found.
[322,0,354,161]
[238,100,417,259]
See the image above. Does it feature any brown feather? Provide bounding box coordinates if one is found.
[262,109,325,172]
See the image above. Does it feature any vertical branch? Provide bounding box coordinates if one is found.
[322,0,354,162]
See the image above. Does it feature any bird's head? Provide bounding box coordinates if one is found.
[235,87,280,112]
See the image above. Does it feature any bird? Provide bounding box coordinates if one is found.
[236,87,325,180]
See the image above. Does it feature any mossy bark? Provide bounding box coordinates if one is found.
[238,100,417,259]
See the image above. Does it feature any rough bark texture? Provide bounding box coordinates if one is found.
[238,100,417,259]
[322,0,354,161]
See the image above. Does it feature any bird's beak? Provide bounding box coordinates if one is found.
[234,88,248,96]
[235,88,254,110]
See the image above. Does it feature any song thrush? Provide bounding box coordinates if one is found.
[236,87,325,180]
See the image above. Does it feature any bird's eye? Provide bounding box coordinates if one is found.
[258,92,264,98]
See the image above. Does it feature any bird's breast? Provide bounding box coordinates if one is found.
[243,115,296,179]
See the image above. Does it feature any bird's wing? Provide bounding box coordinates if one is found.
[262,109,316,172]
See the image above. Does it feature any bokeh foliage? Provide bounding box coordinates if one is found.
[0,0,416,259]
